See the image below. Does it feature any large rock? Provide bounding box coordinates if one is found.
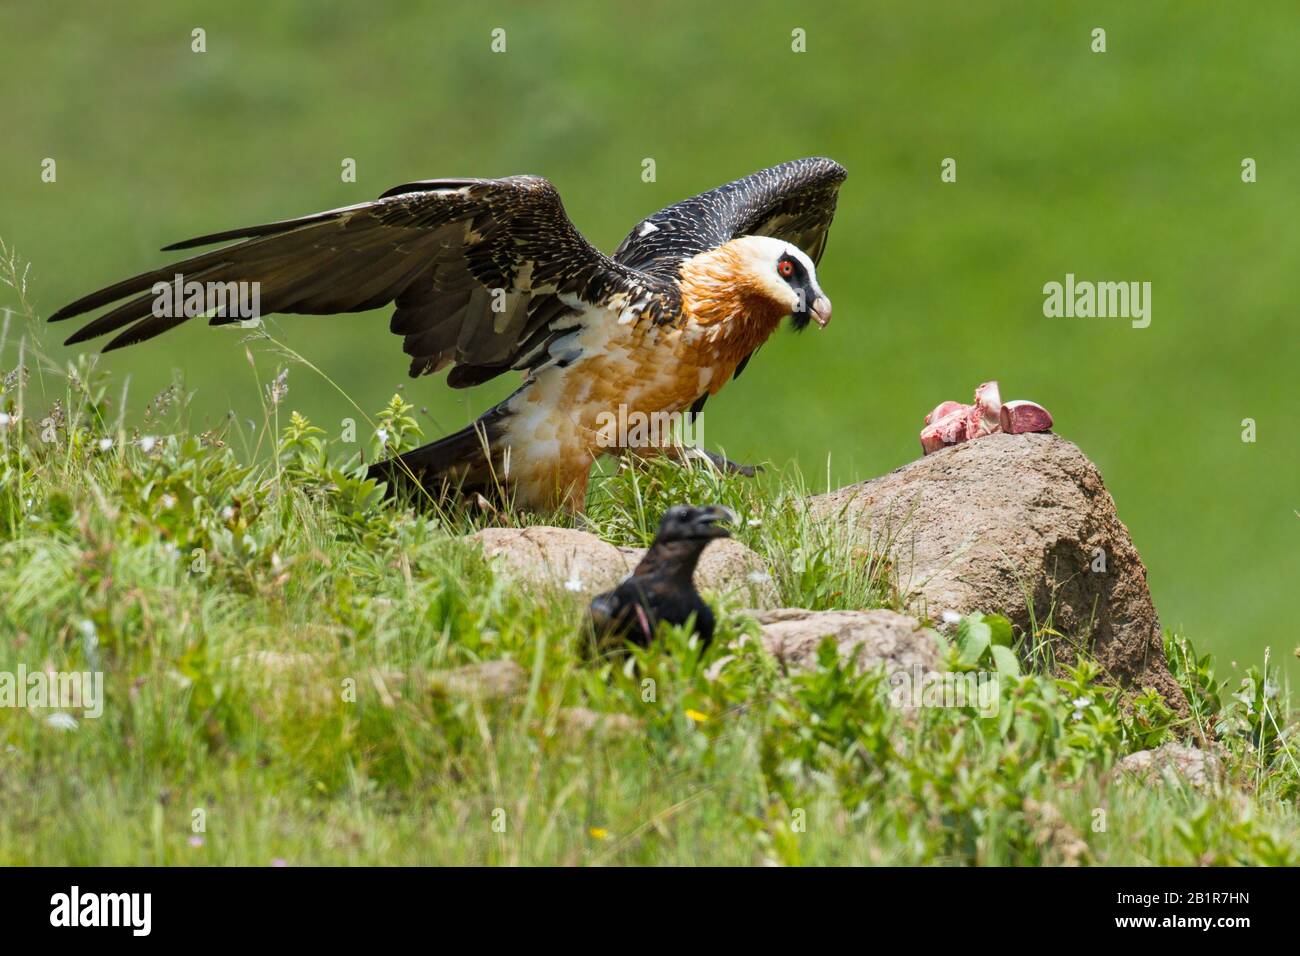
[470,525,776,605]
[749,608,944,678]
[811,432,1184,713]
[552,707,640,738]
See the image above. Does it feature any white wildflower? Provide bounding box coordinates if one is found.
[98,437,113,451]
[45,712,78,731]
[267,368,289,405]
[375,427,389,446]
[138,435,157,453]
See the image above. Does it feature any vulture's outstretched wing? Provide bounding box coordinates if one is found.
[51,176,674,387]
[611,157,847,277]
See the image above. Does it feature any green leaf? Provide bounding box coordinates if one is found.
[990,644,1021,677]
[985,613,1014,647]
[957,616,992,666]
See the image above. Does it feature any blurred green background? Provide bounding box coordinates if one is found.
[2,1,1296,679]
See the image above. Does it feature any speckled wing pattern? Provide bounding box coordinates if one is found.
[612,156,846,391]
[51,159,844,394]
[611,157,847,281]
[51,176,675,387]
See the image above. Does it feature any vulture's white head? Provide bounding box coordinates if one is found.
[725,235,832,330]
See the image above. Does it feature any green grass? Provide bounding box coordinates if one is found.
[2,0,1297,683]
[0,330,1296,866]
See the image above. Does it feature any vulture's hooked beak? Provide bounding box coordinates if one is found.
[811,295,832,329]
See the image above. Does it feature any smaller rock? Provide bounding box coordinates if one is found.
[358,662,527,706]
[1116,743,1223,790]
[471,526,629,598]
[553,707,640,738]
[229,651,526,707]
[229,650,321,674]
[428,659,528,701]
[1023,798,1089,866]
[747,608,944,680]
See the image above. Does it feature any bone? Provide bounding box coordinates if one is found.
[925,400,966,426]
[919,382,1053,455]
[999,400,1054,435]
[920,404,971,453]
[973,381,1002,433]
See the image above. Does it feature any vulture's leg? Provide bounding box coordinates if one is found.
[681,445,762,477]
[616,443,762,477]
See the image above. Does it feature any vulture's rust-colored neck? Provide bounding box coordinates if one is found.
[677,241,788,333]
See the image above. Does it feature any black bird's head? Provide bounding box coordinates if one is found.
[655,504,736,543]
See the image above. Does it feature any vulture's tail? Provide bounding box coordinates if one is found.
[366,404,513,504]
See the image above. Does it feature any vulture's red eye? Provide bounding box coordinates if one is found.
[778,259,795,278]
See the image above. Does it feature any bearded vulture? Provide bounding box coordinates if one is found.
[51,157,847,512]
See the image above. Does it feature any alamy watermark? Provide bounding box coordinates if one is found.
[151,274,261,326]
[50,886,150,936]
[889,666,1000,717]
[0,665,104,719]
[594,403,704,450]
[1043,273,1151,328]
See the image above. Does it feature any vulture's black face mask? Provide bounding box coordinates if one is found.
[777,250,832,332]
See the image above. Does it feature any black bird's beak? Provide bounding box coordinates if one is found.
[695,505,736,539]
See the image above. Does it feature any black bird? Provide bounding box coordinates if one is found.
[588,504,735,649]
